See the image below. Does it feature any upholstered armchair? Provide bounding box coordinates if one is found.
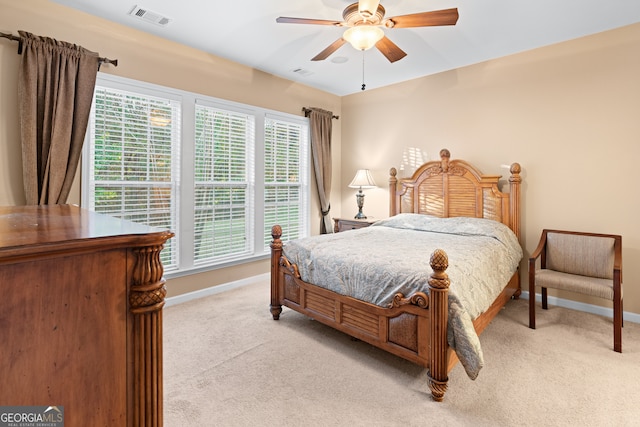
[528,229,623,352]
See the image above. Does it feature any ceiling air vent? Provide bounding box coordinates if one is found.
[129,6,171,26]
[291,68,313,77]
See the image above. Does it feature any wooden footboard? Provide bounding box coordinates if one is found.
[270,225,451,401]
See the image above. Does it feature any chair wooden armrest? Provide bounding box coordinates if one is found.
[529,230,548,262]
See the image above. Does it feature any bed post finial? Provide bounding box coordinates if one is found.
[389,167,398,216]
[427,248,450,401]
[508,163,522,242]
[439,149,451,172]
[270,225,283,320]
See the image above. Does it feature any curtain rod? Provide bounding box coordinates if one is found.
[302,107,339,120]
[0,31,118,69]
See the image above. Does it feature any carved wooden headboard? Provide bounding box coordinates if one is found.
[389,149,522,241]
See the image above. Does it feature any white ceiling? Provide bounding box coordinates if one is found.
[53,0,640,96]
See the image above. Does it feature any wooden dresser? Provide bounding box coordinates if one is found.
[0,205,173,427]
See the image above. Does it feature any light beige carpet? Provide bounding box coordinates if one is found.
[163,281,640,426]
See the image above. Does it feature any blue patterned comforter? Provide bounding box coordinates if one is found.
[282,213,523,379]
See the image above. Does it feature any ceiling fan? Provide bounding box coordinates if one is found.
[276,0,459,63]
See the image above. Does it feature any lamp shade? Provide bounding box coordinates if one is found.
[348,169,377,189]
[343,25,384,51]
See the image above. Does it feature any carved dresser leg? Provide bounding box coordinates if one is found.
[130,244,168,426]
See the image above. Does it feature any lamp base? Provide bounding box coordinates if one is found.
[354,191,366,220]
[354,212,367,220]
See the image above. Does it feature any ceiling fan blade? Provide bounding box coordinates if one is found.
[385,8,459,29]
[311,38,348,61]
[375,36,407,63]
[276,17,343,26]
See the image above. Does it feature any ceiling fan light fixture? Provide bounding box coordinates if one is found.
[343,25,384,51]
[358,0,381,19]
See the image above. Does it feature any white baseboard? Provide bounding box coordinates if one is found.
[165,278,640,324]
[521,291,640,324]
[165,273,269,307]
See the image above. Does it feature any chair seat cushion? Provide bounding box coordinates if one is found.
[535,269,615,300]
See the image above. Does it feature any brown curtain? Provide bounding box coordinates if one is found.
[307,108,334,234]
[18,31,99,205]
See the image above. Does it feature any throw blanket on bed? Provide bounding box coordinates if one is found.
[282,213,523,380]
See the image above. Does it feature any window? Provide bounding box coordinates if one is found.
[83,74,309,275]
[193,105,255,265]
[264,117,308,249]
[85,85,180,270]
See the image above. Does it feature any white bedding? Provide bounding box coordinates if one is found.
[282,213,523,379]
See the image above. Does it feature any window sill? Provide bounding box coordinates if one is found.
[164,253,271,280]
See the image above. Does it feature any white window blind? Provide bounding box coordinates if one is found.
[84,74,309,276]
[193,105,255,264]
[87,86,180,271]
[264,117,309,249]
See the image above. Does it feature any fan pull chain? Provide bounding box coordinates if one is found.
[361,50,366,91]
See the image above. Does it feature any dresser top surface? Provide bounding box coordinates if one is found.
[0,205,172,253]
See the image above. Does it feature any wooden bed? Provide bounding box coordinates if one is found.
[269,149,522,401]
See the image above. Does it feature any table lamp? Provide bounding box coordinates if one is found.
[348,169,377,219]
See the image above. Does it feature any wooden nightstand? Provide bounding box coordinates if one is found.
[333,217,378,233]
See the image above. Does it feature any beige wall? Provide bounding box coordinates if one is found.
[2,1,638,315]
[342,23,640,315]
[0,0,341,297]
